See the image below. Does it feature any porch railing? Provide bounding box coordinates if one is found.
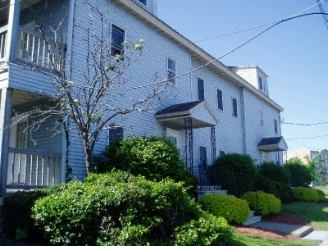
[7,148,62,189]
[17,27,66,71]
[0,25,7,61]
[0,25,66,70]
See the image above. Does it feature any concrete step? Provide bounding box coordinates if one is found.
[243,215,262,226]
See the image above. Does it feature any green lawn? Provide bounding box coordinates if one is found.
[227,200,328,245]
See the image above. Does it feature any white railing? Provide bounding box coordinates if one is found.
[0,25,7,61]
[16,27,66,71]
[7,148,62,189]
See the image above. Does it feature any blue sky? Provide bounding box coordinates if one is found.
[157,0,328,153]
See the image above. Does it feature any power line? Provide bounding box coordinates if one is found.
[283,121,328,126]
[317,0,328,29]
[192,0,325,44]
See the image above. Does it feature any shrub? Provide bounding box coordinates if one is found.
[0,190,46,242]
[254,175,280,198]
[314,188,326,201]
[274,181,294,203]
[92,136,198,193]
[258,162,291,185]
[207,153,257,197]
[32,171,233,245]
[285,158,313,187]
[293,186,320,202]
[242,191,281,216]
[200,194,250,224]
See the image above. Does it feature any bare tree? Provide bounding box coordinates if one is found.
[16,0,173,175]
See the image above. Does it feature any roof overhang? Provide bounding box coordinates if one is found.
[258,137,288,152]
[155,101,219,129]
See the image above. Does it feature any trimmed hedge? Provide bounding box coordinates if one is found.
[293,187,320,202]
[285,158,313,187]
[200,194,250,224]
[32,171,233,245]
[242,191,281,216]
[314,188,326,201]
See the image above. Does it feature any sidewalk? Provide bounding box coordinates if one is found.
[252,221,328,244]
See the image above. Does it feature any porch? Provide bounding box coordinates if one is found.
[7,148,61,190]
[0,89,64,193]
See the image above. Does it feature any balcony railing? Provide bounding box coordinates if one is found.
[0,25,66,70]
[17,27,66,71]
[0,25,7,61]
[7,148,62,189]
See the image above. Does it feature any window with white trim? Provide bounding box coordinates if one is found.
[16,121,27,149]
[109,126,124,145]
[260,111,264,127]
[232,98,238,117]
[111,25,125,57]
[217,89,223,110]
[274,119,278,134]
[198,78,204,101]
[167,58,176,83]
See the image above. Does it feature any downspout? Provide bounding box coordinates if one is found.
[61,0,76,182]
[189,55,193,100]
[240,87,247,154]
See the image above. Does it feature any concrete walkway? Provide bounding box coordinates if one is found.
[252,221,328,245]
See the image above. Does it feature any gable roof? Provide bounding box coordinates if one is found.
[258,137,288,152]
[155,101,219,129]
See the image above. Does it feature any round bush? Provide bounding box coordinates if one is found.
[293,186,319,202]
[258,162,291,185]
[92,136,198,193]
[242,191,281,216]
[32,171,232,245]
[200,194,250,224]
[207,153,257,197]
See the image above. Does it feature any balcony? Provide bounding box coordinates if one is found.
[6,148,62,190]
[0,25,66,70]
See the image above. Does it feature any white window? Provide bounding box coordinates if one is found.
[217,89,223,110]
[108,126,124,145]
[111,25,125,57]
[198,78,204,101]
[16,121,27,149]
[260,111,264,127]
[274,119,278,134]
[167,58,176,83]
[232,98,238,117]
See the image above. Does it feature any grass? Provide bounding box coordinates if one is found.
[229,233,320,246]
[227,199,328,245]
[281,202,328,230]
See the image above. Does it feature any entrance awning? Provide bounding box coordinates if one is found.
[155,101,219,129]
[258,137,288,152]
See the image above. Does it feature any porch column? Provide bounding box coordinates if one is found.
[0,88,12,194]
[5,0,21,62]
[211,125,216,164]
[185,117,193,173]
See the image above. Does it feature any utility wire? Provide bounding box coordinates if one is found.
[283,121,328,126]
[193,0,325,44]
[317,0,328,28]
